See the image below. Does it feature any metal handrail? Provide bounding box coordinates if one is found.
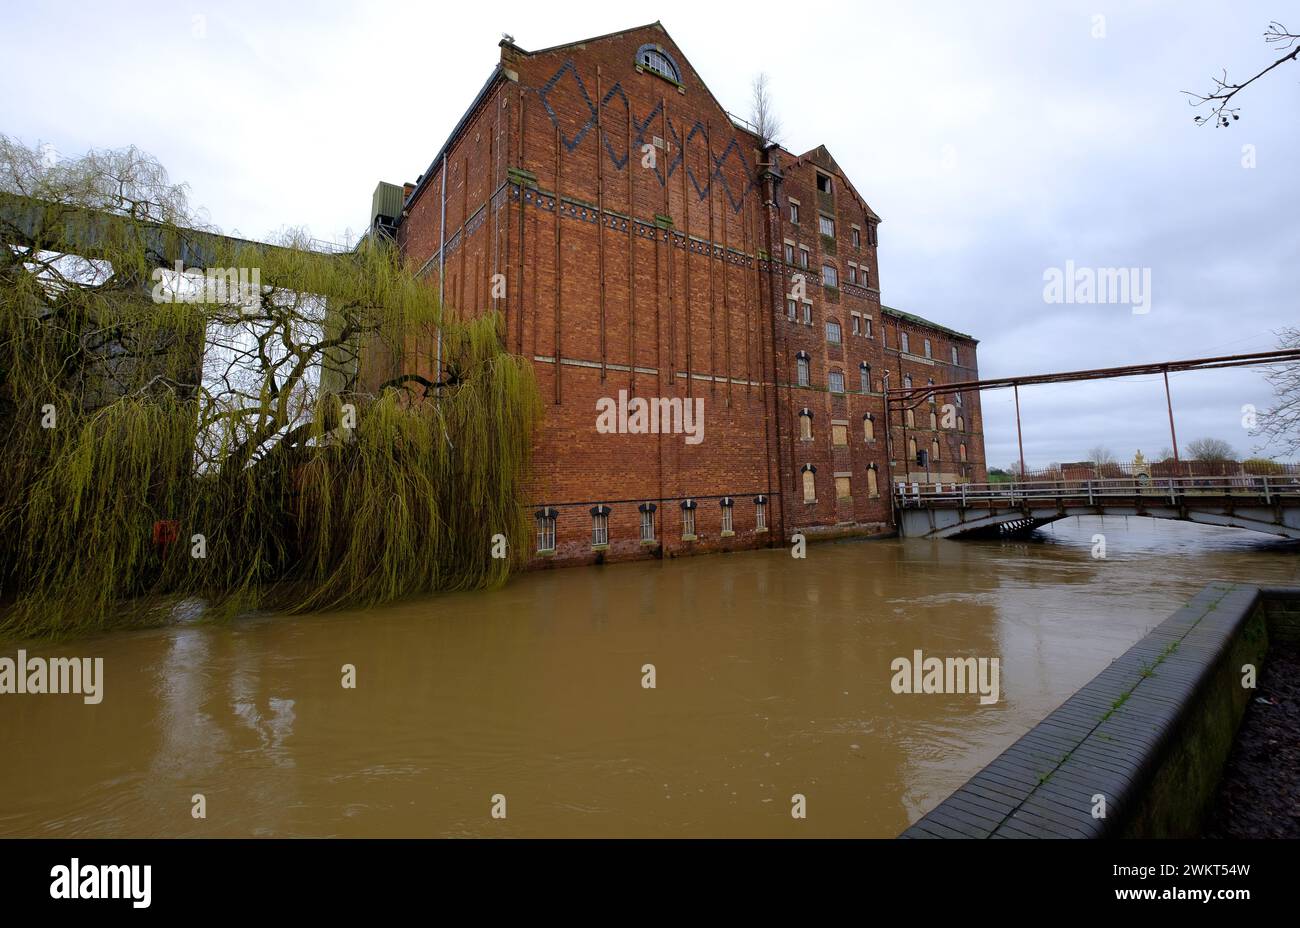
[895,474,1300,506]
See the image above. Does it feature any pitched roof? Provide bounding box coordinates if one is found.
[882,305,976,342]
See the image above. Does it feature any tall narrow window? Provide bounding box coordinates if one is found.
[924,338,932,359]
[957,415,965,432]
[720,498,734,535]
[755,497,767,531]
[863,316,872,338]
[799,247,810,269]
[802,468,816,503]
[797,355,810,386]
[639,504,656,542]
[681,501,696,539]
[829,370,845,394]
[904,374,913,389]
[863,414,875,440]
[908,437,917,461]
[784,242,794,264]
[859,363,871,393]
[789,200,801,224]
[835,475,851,500]
[786,298,797,320]
[905,408,915,428]
[900,332,910,354]
[826,319,841,344]
[851,313,861,336]
[951,345,959,365]
[822,263,838,288]
[848,264,858,285]
[868,467,879,497]
[802,302,812,324]
[932,439,941,462]
[852,226,861,248]
[800,410,813,440]
[960,443,968,463]
[929,410,938,430]
[535,509,556,553]
[591,506,609,546]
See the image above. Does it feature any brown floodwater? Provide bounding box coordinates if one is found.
[1,516,1296,838]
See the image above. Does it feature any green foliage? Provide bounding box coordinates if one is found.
[0,137,540,639]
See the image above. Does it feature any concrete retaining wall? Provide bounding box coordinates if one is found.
[900,582,1297,839]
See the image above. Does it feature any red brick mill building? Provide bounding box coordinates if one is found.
[370,22,987,567]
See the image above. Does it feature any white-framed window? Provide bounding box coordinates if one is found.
[861,265,869,287]
[592,511,608,546]
[797,355,810,386]
[799,247,810,269]
[863,316,873,338]
[848,263,858,285]
[859,363,870,393]
[784,241,795,264]
[851,225,861,248]
[721,501,733,534]
[900,331,910,354]
[822,263,838,287]
[637,45,680,82]
[681,506,695,538]
[924,338,932,359]
[536,511,556,552]
[851,312,861,336]
[819,215,835,237]
[755,499,767,531]
[640,507,655,541]
[829,370,845,394]
[951,345,959,365]
[789,199,801,224]
[802,301,812,325]
[786,298,797,320]
[826,319,841,344]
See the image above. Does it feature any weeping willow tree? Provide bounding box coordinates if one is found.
[0,136,540,639]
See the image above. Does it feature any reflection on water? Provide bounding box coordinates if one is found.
[1,516,1295,837]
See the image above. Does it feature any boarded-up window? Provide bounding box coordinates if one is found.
[832,424,848,446]
[802,471,816,503]
[868,469,879,497]
[835,476,851,500]
[864,417,875,441]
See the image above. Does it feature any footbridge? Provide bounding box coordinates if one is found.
[896,475,1300,540]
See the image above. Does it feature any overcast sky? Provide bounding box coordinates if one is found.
[3,1,1296,467]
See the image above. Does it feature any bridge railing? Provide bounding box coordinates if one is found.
[895,474,1300,507]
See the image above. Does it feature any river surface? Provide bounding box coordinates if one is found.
[1,516,1296,838]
